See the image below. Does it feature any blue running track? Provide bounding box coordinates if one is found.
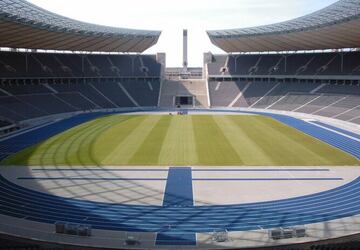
[161,167,194,207]
[311,121,360,140]
[0,175,359,243]
[156,167,195,245]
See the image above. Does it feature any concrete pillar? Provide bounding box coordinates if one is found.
[203,52,213,79]
[183,29,188,72]
[156,53,166,79]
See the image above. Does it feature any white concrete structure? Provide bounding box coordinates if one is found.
[183,29,188,72]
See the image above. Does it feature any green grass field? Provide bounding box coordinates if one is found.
[2,114,359,166]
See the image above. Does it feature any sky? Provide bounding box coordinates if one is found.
[28,0,338,67]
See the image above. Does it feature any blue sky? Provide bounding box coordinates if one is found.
[28,0,338,67]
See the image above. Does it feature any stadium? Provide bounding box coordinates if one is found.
[0,0,359,249]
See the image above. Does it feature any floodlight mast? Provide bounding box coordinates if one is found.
[183,29,188,73]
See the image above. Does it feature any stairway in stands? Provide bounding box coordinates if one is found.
[159,79,209,108]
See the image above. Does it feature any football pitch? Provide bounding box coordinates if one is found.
[2,114,359,166]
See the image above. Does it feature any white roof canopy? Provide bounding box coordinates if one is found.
[0,0,161,52]
[207,0,360,53]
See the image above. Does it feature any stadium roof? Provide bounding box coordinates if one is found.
[0,0,161,52]
[207,0,360,53]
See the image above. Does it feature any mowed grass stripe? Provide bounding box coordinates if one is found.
[50,115,136,165]
[158,115,198,165]
[52,119,105,166]
[35,119,104,165]
[192,115,242,165]
[2,117,107,166]
[256,117,357,165]
[65,116,122,165]
[234,116,356,165]
[128,115,172,165]
[103,115,162,165]
[235,116,311,165]
[3,115,132,166]
[229,116,296,166]
[213,115,276,165]
[51,117,113,165]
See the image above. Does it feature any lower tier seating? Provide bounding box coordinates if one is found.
[0,80,160,121]
[209,81,360,124]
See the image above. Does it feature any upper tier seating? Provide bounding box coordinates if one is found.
[0,52,161,122]
[0,52,161,78]
[207,52,360,76]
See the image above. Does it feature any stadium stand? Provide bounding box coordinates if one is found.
[1,51,358,123]
[0,120,11,128]
[206,51,360,124]
[0,52,161,78]
[0,51,162,122]
[208,80,360,124]
[207,52,360,76]
[0,79,161,121]
[0,119,18,135]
